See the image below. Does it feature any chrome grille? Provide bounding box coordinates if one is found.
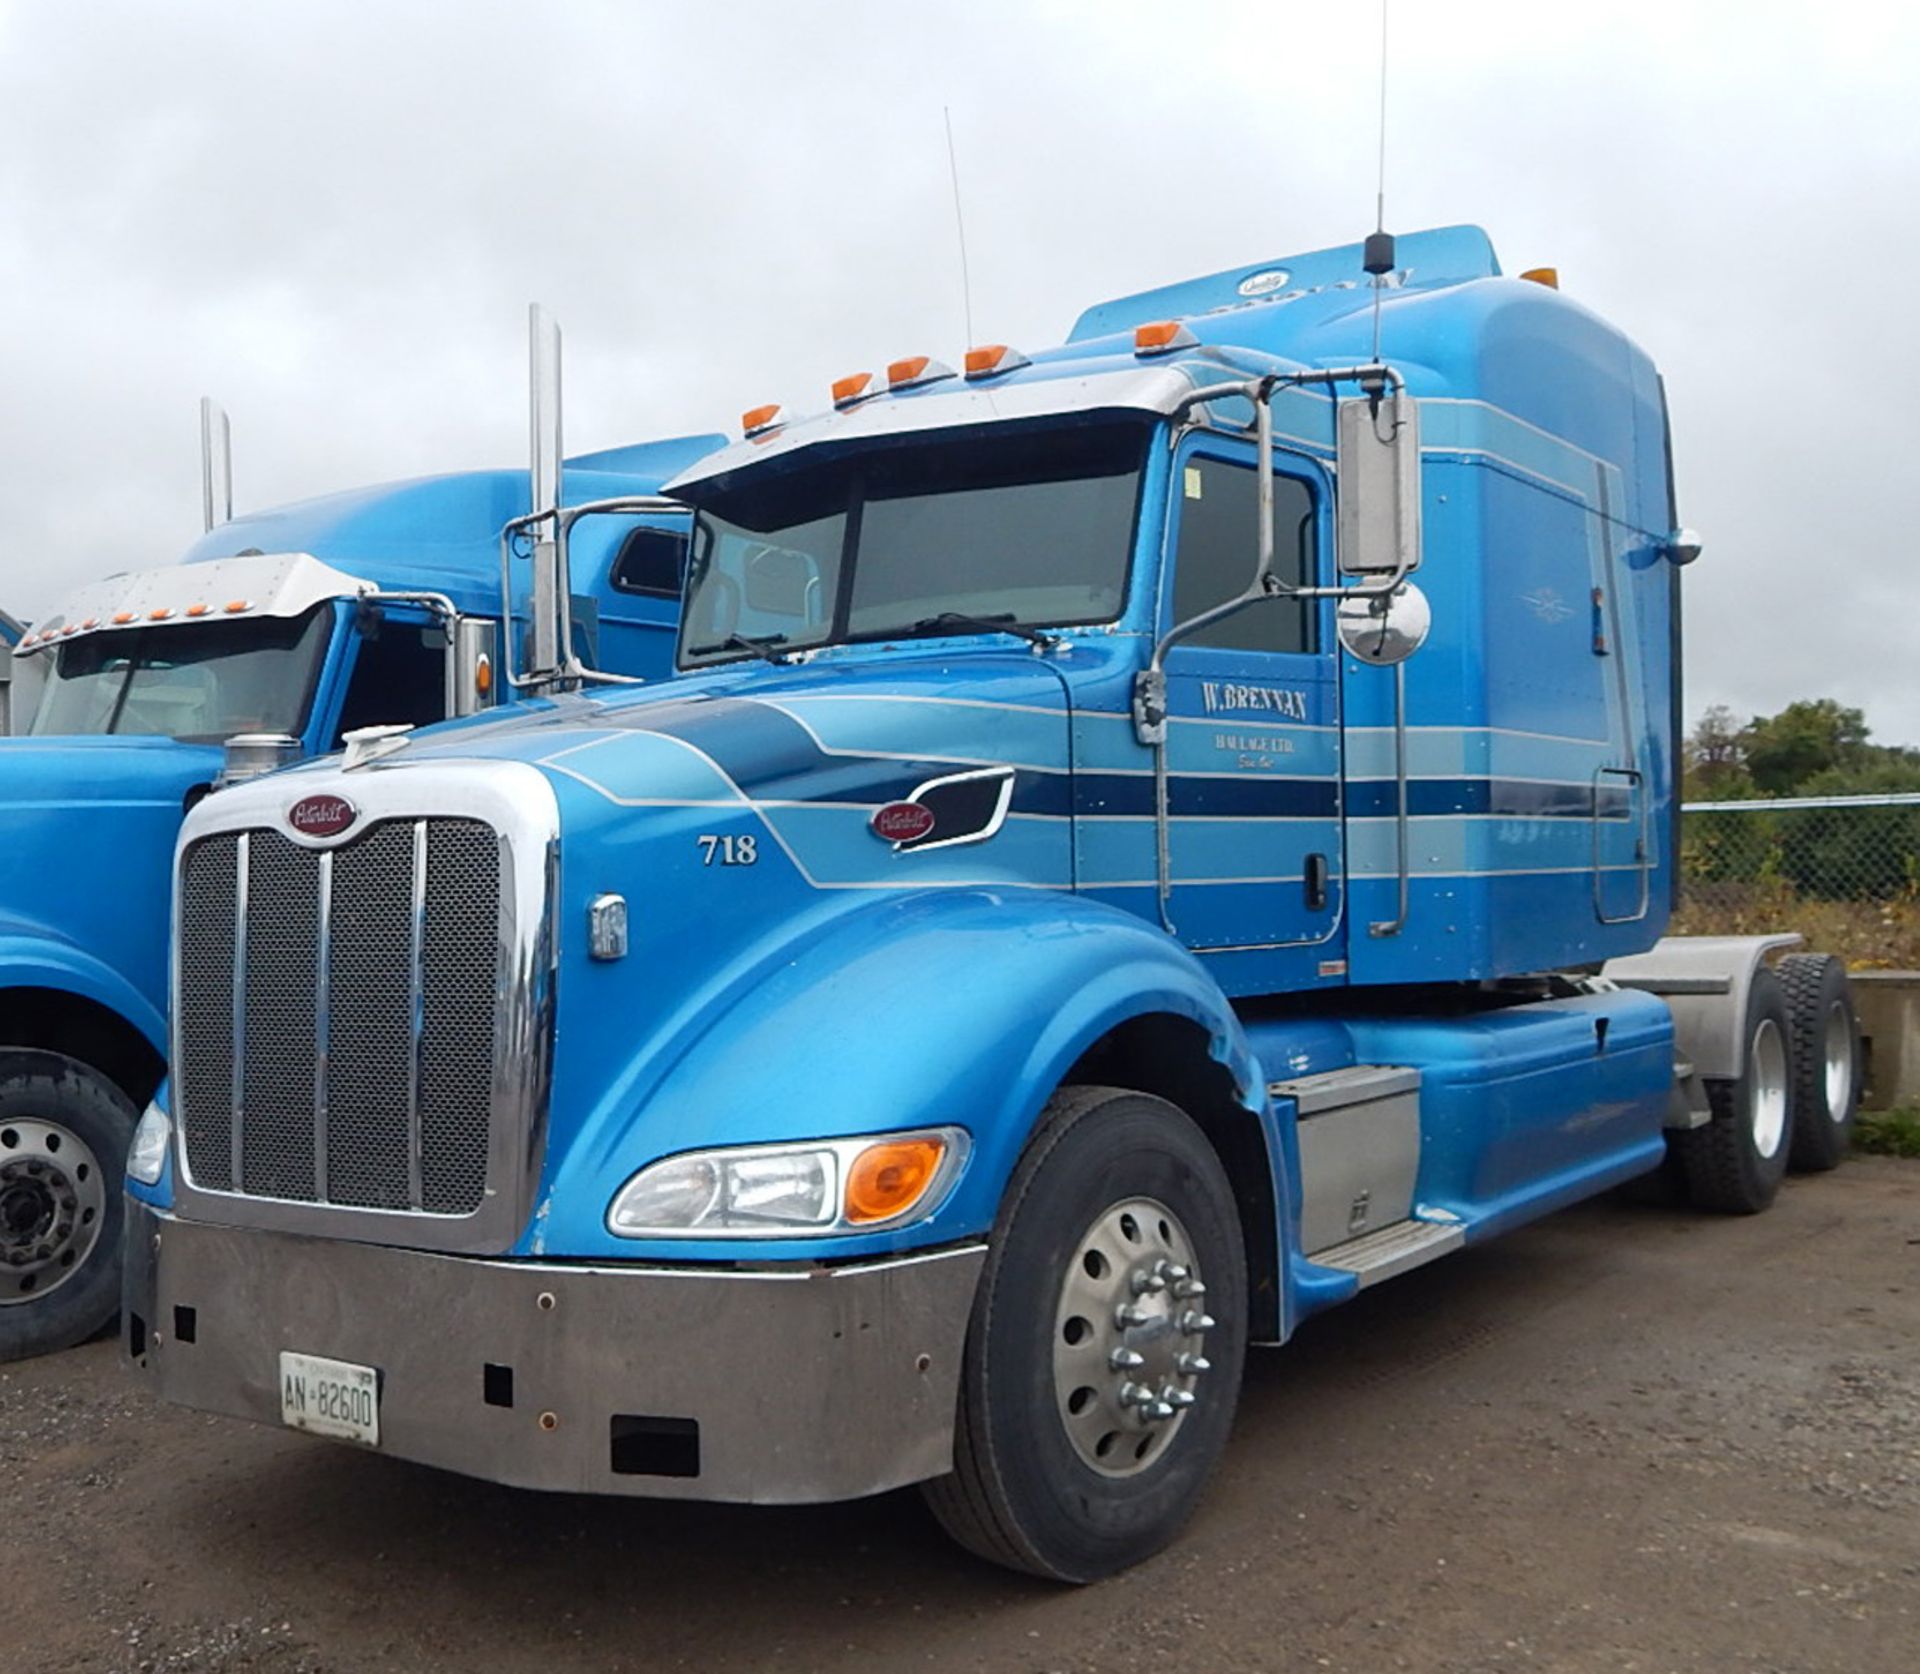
[178,837,238,1192]
[177,817,502,1216]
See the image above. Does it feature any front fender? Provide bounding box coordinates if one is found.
[523,889,1264,1262]
[0,916,168,1055]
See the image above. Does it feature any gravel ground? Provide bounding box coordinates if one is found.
[4,1157,1916,1674]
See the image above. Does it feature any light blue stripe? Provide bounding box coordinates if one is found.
[1347,815,1630,877]
[761,694,1067,771]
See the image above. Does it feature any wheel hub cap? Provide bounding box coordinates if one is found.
[0,1119,106,1304]
[1748,1017,1790,1160]
[1823,1001,1854,1120]
[1052,1196,1212,1477]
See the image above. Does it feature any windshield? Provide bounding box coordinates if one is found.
[678,420,1149,665]
[30,606,334,743]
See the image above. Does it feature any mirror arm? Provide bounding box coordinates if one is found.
[496,495,691,693]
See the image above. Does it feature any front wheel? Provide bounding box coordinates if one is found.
[0,1050,134,1362]
[921,1086,1247,1582]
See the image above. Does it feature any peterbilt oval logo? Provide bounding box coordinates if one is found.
[871,801,936,844]
[287,794,357,838]
[1237,267,1292,297]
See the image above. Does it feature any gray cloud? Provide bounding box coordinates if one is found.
[3,1,1915,737]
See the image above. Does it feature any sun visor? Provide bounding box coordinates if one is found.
[18,552,374,655]
[664,364,1202,500]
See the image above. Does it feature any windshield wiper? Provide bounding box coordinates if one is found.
[905,612,1059,650]
[694,632,792,665]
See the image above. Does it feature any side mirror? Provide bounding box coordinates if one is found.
[1336,583,1431,667]
[1335,389,1421,576]
[1663,527,1703,566]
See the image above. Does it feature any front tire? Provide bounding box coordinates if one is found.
[1675,970,1794,1214]
[0,1050,134,1362]
[921,1086,1246,1582]
[1777,953,1859,1173]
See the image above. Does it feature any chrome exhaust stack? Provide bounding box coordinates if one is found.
[200,398,233,533]
[525,304,567,688]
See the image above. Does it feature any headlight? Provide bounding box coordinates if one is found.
[607,1127,970,1238]
[127,1104,171,1186]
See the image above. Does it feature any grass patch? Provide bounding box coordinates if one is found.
[1857,1108,1920,1158]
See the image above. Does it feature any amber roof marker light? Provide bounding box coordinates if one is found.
[963,344,1031,380]
[886,356,957,392]
[831,371,876,409]
[1133,320,1198,357]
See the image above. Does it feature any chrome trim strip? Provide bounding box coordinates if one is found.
[229,833,249,1188]
[407,818,428,1211]
[313,848,332,1202]
[898,765,1016,853]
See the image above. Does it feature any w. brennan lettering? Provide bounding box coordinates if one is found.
[1199,681,1310,720]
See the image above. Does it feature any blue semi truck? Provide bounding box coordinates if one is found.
[126,227,1858,1581]
[0,612,28,734]
[0,410,719,1361]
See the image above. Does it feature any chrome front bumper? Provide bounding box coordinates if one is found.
[124,1201,985,1504]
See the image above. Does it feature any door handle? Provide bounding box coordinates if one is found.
[1304,852,1329,912]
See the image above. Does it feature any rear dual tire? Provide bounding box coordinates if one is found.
[1675,970,1794,1215]
[1777,953,1859,1173]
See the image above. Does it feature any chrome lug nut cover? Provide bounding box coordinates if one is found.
[1051,1196,1215,1478]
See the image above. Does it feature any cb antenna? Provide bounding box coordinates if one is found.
[1364,0,1395,365]
[944,106,977,348]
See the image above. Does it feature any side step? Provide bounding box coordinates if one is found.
[1310,1217,1465,1290]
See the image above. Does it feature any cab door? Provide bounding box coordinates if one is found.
[1160,443,1342,952]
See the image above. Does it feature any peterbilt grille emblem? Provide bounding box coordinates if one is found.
[871,801,937,844]
[288,794,357,838]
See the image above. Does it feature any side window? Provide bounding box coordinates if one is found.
[610,527,690,598]
[1171,457,1317,654]
[332,619,448,746]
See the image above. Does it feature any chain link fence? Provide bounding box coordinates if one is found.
[1674,793,1920,967]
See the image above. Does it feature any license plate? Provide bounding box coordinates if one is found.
[279,1351,380,1447]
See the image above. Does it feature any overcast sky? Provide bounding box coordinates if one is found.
[4,2,1915,739]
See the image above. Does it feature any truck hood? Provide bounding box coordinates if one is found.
[0,736,226,1020]
[0,734,225,810]
[316,649,1079,795]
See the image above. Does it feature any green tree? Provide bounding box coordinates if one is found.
[1739,700,1871,795]
[1683,703,1750,799]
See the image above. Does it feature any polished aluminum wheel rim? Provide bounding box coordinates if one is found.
[0,1118,106,1305]
[1052,1196,1212,1478]
[1749,1016,1790,1160]
[1823,1001,1854,1120]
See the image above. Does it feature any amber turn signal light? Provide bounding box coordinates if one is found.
[844,1137,948,1225]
